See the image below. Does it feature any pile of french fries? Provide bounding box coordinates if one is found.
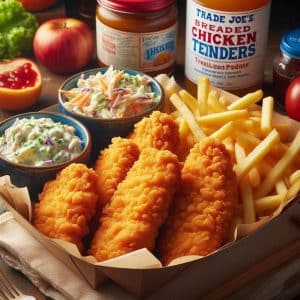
[155,74,300,224]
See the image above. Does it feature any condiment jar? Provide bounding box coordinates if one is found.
[273,28,300,105]
[96,0,178,76]
[185,0,271,96]
[79,0,97,28]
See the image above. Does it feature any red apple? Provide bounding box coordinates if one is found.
[33,18,95,74]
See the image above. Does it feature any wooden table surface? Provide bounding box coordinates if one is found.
[1,1,300,299]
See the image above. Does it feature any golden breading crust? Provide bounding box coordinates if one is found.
[33,163,99,253]
[156,138,237,265]
[129,111,179,154]
[94,137,140,207]
[88,147,181,262]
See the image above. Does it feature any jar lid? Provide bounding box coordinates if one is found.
[280,28,300,59]
[97,0,174,13]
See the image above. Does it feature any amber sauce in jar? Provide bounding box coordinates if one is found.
[273,28,300,105]
[96,0,178,76]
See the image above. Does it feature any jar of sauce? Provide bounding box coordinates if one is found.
[273,28,300,105]
[96,0,178,76]
[185,0,271,96]
[79,0,97,28]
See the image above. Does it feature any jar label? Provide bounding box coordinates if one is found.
[185,1,270,90]
[96,19,177,72]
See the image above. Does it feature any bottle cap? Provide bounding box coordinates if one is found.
[97,0,174,13]
[280,28,300,59]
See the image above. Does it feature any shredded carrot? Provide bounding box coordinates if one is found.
[132,103,142,113]
[68,93,90,109]
[60,90,83,97]
[98,77,108,92]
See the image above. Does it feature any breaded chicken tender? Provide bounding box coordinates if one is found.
[94,137,140,207]
[89,147,180,262]
[156,138,237,265]
[34,163,99,253]
[129,111,179,154]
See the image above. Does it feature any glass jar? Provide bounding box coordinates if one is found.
[185,0,271,96]
[96,0,178,76]
[79,0,97,28]
[273,28,300,105]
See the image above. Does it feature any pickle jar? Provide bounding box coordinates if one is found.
[96,0,178,76]
[273,28,300,105]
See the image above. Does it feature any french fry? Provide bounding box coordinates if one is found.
[197,77,210,115]
[223,137,235,157]
[234,141,246,163]
[234,141,260,187]
[248,168,261,188]
[159,74,300,222]
[207,90,227,113]
[261,96,274,136]
[234,129,280,180]
[179,89,199,116]
[197,110,248,127]
[155,74,180,113]
[170,93,206,140]
[227,89,263,110]
[210,121,235,140]
[218,95,232,107]
[234,143,256,223]
[289,169,300,185]
[234,119,256,133]
[165,76,180,96]
[255,132,300,199]
[254,194,284,215]
[240,178,256,223]
[275,179,288,195]
[285,178,300,202]
[235,131,261,153]
[170,110,181,119]
[178,118,190,138]
[257,157,276,178]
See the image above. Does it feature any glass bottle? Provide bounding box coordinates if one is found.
[96,0,178,76]
[185,0,271,96]
[79,0,97,28]
[273,28,300,105]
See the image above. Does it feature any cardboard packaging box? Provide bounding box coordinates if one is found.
[0,192,299,298]
[0,88,300,298]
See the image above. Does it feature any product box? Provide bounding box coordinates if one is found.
[0,89,300,298]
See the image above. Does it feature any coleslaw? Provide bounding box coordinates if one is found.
[0,117,83,167]
[60,66,160,118]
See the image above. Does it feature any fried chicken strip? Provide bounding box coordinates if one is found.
[89,147,180,262]
[129,111,179,154]
[94,137,140,207]
[156,138,237,265]
[33,163,99,253]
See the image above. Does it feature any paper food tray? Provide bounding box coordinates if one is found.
[0,87,300,298]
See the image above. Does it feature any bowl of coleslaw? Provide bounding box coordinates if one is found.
[0,112,91,200]
[57,66,164,158]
